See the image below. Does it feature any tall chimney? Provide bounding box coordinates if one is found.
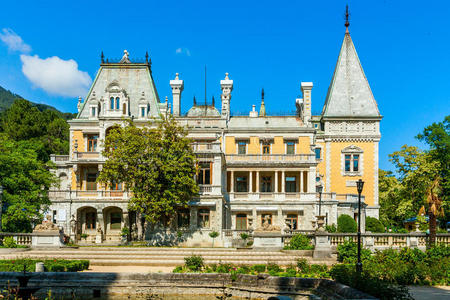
[170,73,184,117]
[220,73,233,120]
[301,82,313,125]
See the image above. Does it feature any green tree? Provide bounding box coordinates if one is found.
[378,170,403,227]
[337,214,357,233]
[98,117,199,226]
[416,115,449,223]
[365,216,385,233]
[0,134,56,232]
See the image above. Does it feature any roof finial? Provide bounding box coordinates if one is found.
[145,51,149,63]
[193,95,197,106]
[345,5,350,32]
[101,51,104,64]
[212,95,215,107]
[259,88,266,117]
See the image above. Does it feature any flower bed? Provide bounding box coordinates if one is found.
[0,258,89,272]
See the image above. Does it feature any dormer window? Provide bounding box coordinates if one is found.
[110,97,114,110]
[91,107,96,117]
[141,107,146,117]
[116,97,120,110]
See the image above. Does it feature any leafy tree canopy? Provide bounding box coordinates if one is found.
[0,134,56,232]
[98,117,199,224]
[337,214,357,233]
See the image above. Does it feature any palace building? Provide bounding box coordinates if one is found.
[49,24,382,246]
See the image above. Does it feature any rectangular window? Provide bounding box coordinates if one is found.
[116,97,120,110]
[111,181,122,191]
[237,141,246,155]
[286,142,295,154]
[261,214,272,226]
[110,212,122,230]
[91,107,96,117]
[236,214,247,230]
[286,214,298,230]
[198,209,210,228]
[262,143,270,155]
[178,209,190,228]
[141,107,146,117]
[87,135,98,152]
[86,173,97,191]
[285,176,297,192]
[86,212,96,229]
[315,148,321,159]
[236,176,248,192]
[345,155,351,172]
[261,176,272,192]
[197,163,211,185]
[353,155,359,172]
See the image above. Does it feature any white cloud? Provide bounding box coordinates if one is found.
[175,47,191,56]
[20,54,92,97]
[0,28,31,53]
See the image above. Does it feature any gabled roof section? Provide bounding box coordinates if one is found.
[76,56,160,119]
[322,30,380,118]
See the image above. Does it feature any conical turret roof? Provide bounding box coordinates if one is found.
[322,30,380,118]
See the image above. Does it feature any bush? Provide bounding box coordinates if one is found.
[284,234,314,250]
[240,233,249,240]
[365,217,384,233]
[251,264,266,273]
[1,236,18,248]
[330,264,413,300]
[325,224,337,233]
[336,239,371,263]
[209,231,219,239]
[184,255,204,272]
[0,259,89,272]
[337,214,357,233]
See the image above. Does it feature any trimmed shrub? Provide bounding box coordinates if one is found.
[365,217,384,233]
[337,214,357,233]
[184,255,204,272]
[251,264,266,273]
[336,239,371,263]
[1,236,18,248]
[284,234,314,250]
[0,259,89,272]
[325,224,337,233]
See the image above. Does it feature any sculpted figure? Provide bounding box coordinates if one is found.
[33,215,60,232]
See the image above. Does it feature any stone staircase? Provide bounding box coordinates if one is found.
[0,247,336,267]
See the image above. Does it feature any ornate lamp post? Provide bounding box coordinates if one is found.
[356,179,364,275]
[316,185,325,231]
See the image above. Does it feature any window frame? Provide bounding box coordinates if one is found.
[236,176,248,192]
[197,208,210,228]
[285,176,297,193]
[237,141,247,155]
[236,213,247,230]
[286,214,298,230]
[341,145,363,176]
[286,141,296,154]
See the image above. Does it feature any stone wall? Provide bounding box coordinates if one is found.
[0,272,375,300]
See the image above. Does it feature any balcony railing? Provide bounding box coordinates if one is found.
[75,152,100,160]
[50,154,69,163]
[225,154,315,165]
[191,142,221,152]
[48,190,128,199]
[198,185,221,195]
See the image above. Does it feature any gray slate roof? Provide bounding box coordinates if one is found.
[322,31,380,118]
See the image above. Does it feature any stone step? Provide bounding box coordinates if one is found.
[22,250,292,256]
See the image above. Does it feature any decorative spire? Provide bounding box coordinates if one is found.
[259,88,266,117]
[101,51,104,64]
[145,51,149,63]
[212,95,215,107]
[193,95,197,106]
[345,5,350,32]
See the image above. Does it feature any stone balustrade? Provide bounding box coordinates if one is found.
[0,232,33,246]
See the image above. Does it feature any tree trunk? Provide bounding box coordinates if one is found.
[428,211,437,248]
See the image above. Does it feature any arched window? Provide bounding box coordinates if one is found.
[110,97,114,110]
[115,97,120,110]
[123,103,127,115]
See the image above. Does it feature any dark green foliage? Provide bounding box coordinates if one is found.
[330,264,413,300]
[336,239,371,263]
[365,216,385,233]
[0,134,56,232]
[239,232,249,240]
[325,223,337,233]
[284,233,314,250]
[251,264,266,273]
[0,259,89,272]
[0,236,27,248]
[337,214,357,233]
[98,117,198,225]
[184,255,204,272]
[267,263,282,275]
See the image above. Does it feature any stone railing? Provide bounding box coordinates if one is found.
[225,154,315,165]
[0,232,33,246]
[48,190,129,200]
[50,154,69,163]
[75,152,100,160]
[282,232,450,250]
[198,185,221,195]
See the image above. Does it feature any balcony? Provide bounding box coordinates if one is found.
[230,192,316,202]
[50,154,69,164]
[74,152,100,161]
[199,185,222,195]
[191,142,221,153]
[225,154,315,166]
[48,190,128,200]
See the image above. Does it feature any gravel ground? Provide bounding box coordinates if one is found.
[83,265,174,273]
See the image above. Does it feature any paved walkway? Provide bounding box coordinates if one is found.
[408,285,450,300]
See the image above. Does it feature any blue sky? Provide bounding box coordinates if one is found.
[0,0,449,171]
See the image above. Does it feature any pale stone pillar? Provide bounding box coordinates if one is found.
[137,212,143,240]
[281,171,285,193]
[274,171,278,193]
[170,73,184,117]
[230,171,234,192]
[300,171,304,193]
[249,171,253,193]
[256,171,260,193]
[96,210,103,244]
[252,208,257,230]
